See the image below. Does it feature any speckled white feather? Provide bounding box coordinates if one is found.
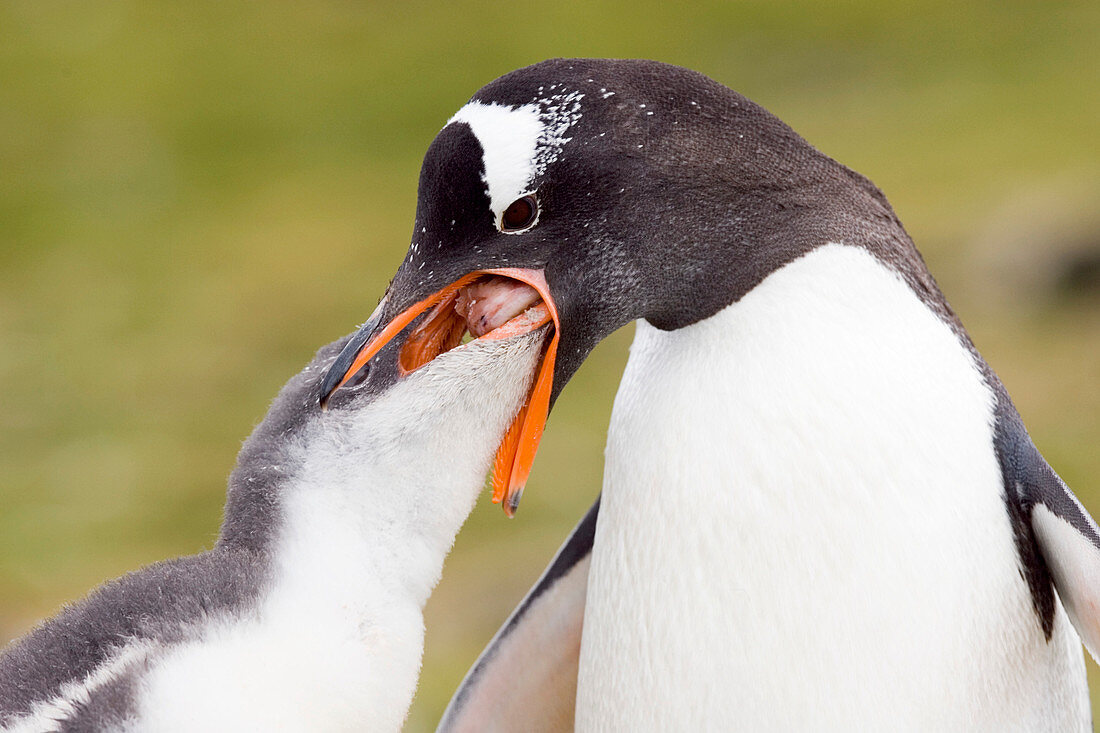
[127,332,545,732]
[447,92,582,226]
[576,244,1089,730]
[448,102,543,221]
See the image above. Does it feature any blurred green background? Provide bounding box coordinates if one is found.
[1,0,1097,727]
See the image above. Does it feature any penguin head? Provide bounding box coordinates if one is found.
[320,58,890,512]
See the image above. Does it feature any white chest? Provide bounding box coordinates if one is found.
[128,582,423,733]
[575,245,1087,730]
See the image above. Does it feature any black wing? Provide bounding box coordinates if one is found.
[994,392,1100,660]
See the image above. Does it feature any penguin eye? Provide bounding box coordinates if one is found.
[500,194,539,233]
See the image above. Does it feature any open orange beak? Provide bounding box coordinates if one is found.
[322,268,560,517]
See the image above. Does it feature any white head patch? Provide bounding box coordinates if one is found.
[446,90,583,225]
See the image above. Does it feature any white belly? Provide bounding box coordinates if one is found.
[575,244,1088,730]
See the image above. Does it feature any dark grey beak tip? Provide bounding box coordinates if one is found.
[507,487,524,516]
[318,311,386,407]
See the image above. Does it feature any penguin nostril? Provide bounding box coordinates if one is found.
[500,194,539,232]
[343,363,371,389]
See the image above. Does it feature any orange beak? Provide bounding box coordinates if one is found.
[323,268,560,517]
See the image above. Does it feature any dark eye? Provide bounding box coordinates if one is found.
[500,194,539,232]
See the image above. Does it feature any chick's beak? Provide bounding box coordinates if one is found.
[319,268,560,517]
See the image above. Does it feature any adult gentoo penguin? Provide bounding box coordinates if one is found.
[320,59,1100,729]
[0,319,551,731]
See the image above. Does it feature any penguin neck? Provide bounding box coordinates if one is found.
[218,330,547,623]
[130,422,482,733]
[640,157,952,337]
[268,422,485,617]
[216,401,499,627]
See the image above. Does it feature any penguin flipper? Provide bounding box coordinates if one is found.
[996,400,1100,661]
[437,497,599,733]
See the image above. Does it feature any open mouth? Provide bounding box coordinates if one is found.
[322,268,560,517]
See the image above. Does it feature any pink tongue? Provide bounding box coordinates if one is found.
[455,276,542,337]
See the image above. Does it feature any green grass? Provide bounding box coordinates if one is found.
[1,1,1097,728]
